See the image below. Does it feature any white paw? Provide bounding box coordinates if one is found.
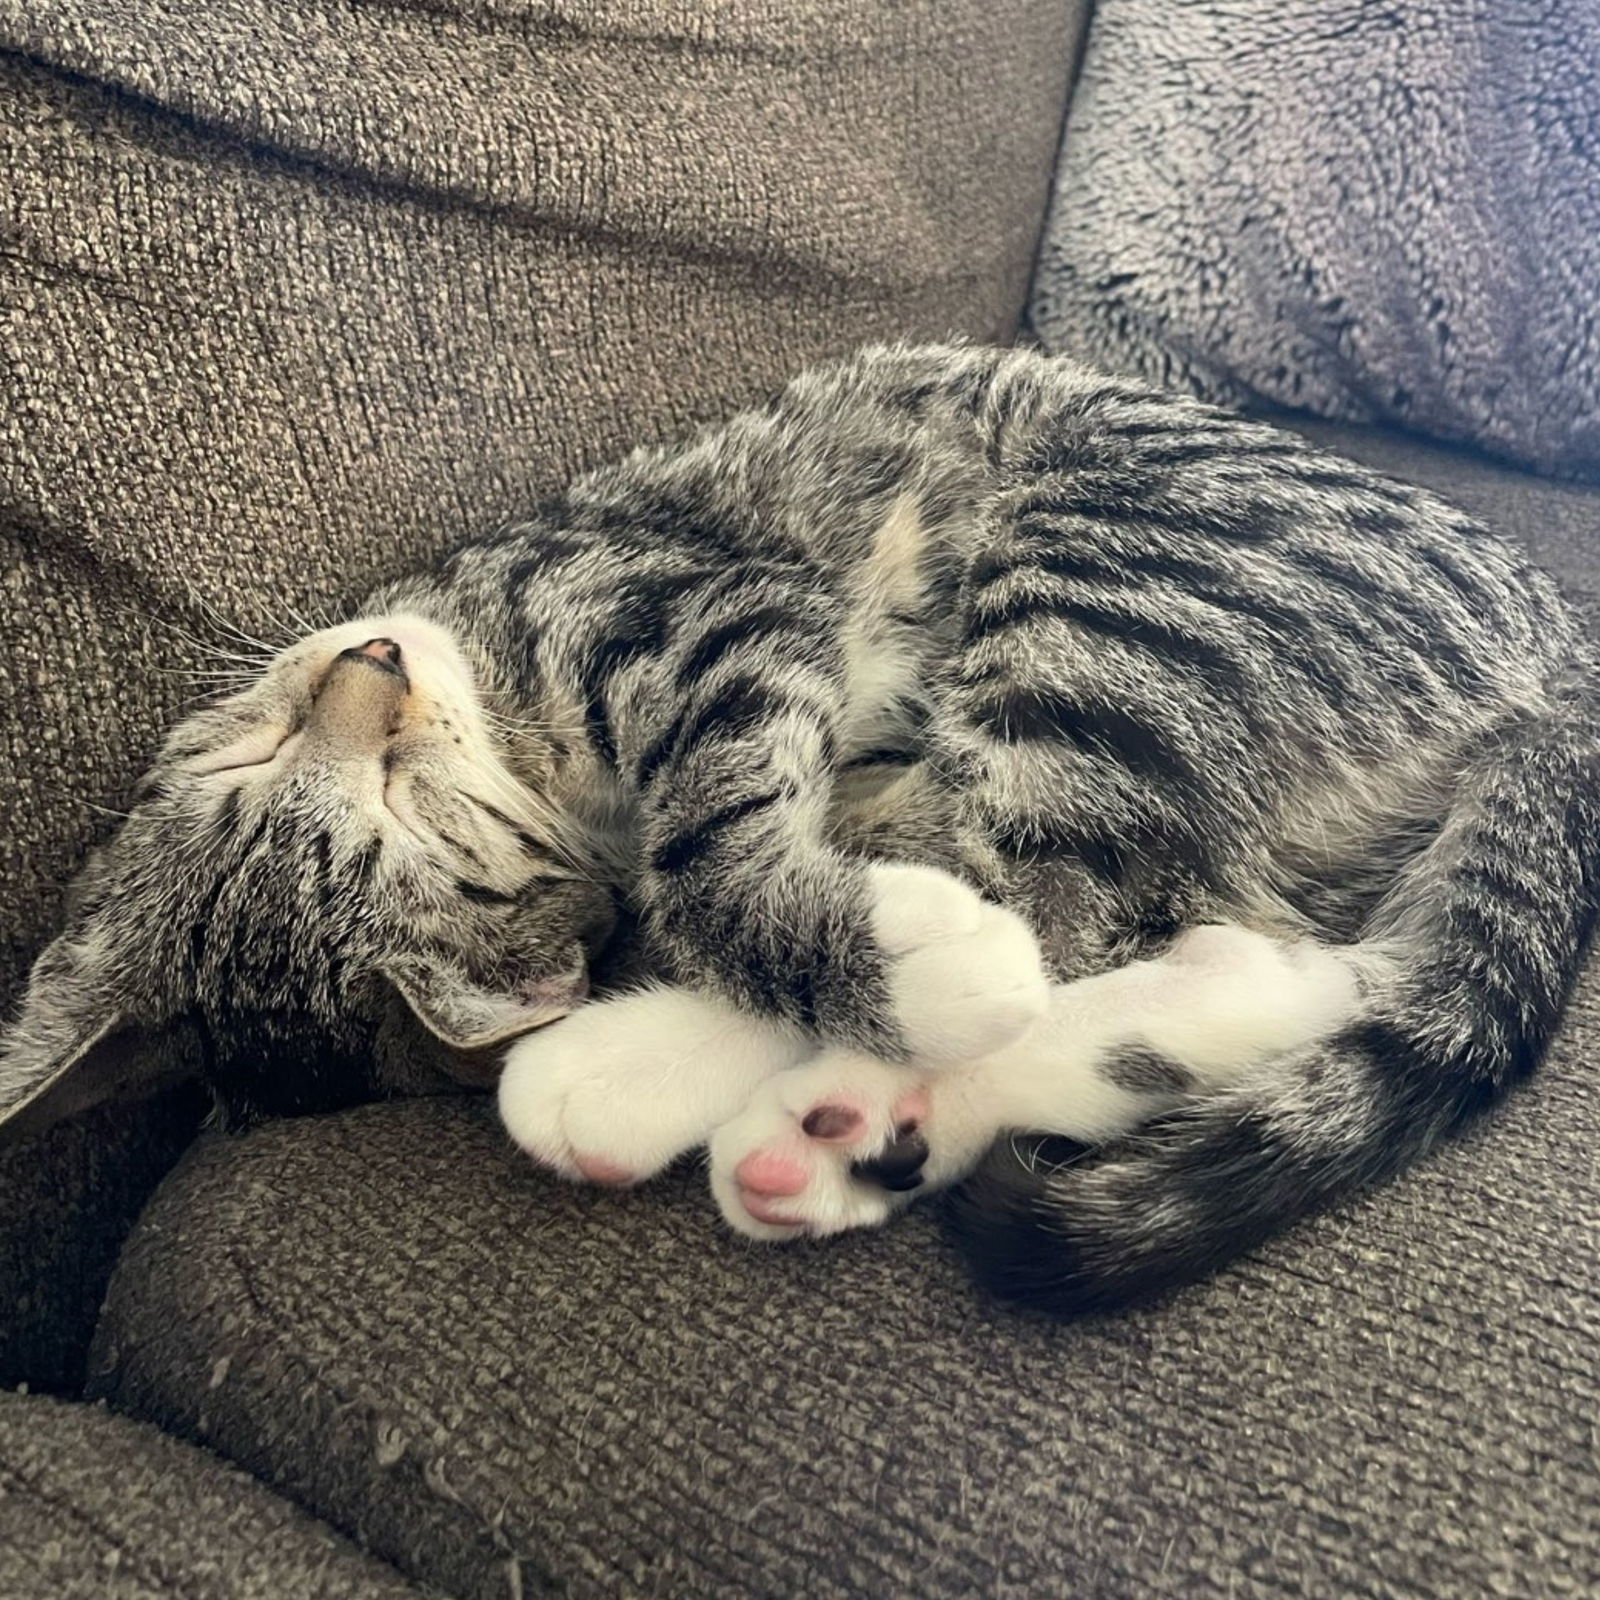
[1145,925,1362,1071]
[1165,922,1290,973]
[708,1053,939,1241]
[868,863,1049,1064]
[497,986,809,1185]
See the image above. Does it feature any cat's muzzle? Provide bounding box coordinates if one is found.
[310,640,410,744]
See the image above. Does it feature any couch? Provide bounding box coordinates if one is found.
[2,4,1596,1596]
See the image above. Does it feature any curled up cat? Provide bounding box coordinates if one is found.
[3,343,1598,1315]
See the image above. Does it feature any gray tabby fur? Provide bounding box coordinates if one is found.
[4,343,1597,1315]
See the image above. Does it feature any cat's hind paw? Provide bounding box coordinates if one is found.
[708,1053,941,1240]
[869,863,1049,1064]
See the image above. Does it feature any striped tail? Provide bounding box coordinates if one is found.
[950,677,1600,1315]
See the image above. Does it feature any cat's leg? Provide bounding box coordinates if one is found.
[708,925,1367,1239]
[614,562,1050,1061]
[498,985,810,1185]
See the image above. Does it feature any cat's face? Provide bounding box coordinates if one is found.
[1,613,616,1135]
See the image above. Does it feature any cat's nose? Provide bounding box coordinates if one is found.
[337,638,405,680]
[310,639,410,745]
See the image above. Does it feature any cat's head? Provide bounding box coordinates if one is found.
[0,612,617,1139]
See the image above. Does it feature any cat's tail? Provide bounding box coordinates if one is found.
[950,674,1600,1316]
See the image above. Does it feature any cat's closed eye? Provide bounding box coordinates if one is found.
[188,726,294,777]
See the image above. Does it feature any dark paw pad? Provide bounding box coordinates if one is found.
[851,1124,929,1192]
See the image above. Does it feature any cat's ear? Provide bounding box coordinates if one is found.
[0,920,187,1143]
[385,957,587,1063]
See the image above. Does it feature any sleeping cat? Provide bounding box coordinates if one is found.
[3,343,1597,1315]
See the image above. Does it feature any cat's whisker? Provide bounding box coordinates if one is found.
[142,614,244,663]
[530,865,609,889]
[280,593,357,642]
[479,700,565,733]
[34,778,139,823]
[463,771,600,873]
[1007,1133,1078,1181]
[174,579,294,657]
[158,680,261,703]
[143,610,275,674]
[151,665,264,682]
[278,597,336,639]
[482,720,568,750]
[80,800,137,821]
[485,717,566,737]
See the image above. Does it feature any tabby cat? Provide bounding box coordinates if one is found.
[4,344,1597,1315]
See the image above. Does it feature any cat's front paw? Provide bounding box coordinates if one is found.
[708,1053,936,1240]
[498,986,809,1185]
[868,863,1048,1063]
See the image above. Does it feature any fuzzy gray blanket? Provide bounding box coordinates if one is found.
[1032,1,1600,482]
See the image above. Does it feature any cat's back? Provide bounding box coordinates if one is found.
[526,341,1577,684]
[879,343,1574,674]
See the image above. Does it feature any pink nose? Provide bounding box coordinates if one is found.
[356,638,402,667]
[330,638,407,689]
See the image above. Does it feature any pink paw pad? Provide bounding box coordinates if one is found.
[891,1087,931,1131]
[573,1153,635,1186]
[739,1189,805,1226]
[734,1149,810,1197]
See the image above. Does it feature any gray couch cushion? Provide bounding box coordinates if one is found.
[92,420,1600,1599]
[0,1392,428,1598]
[90,1039,1600,1599]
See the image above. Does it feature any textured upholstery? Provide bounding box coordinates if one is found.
[0,1393,430,1598]
[1032,2,1600,481]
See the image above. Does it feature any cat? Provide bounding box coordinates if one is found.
[3,342,1597,1316]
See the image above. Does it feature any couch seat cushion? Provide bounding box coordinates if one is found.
[0,1392,426,1598]
[93,1032,1600,1596]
